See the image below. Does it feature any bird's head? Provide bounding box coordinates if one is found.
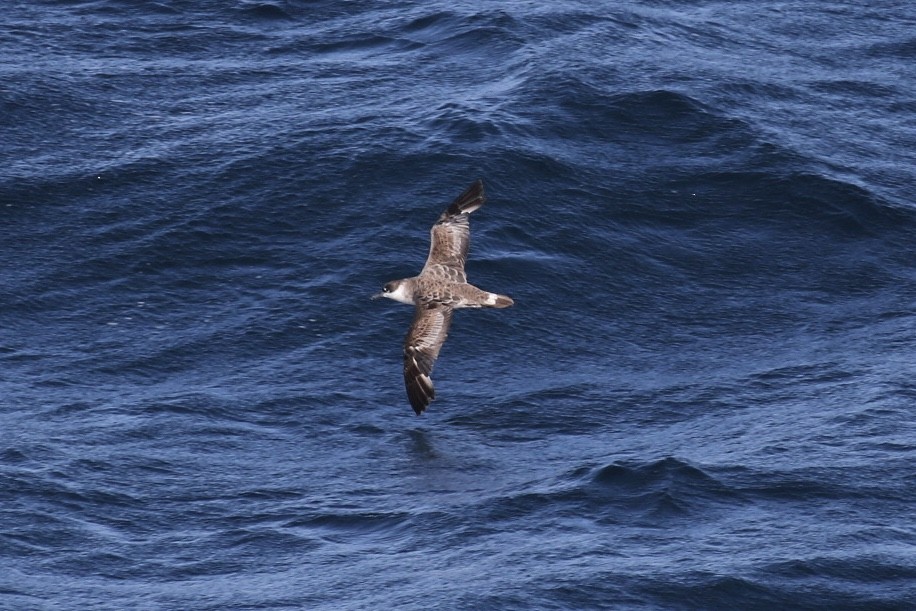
[372,279,413,305]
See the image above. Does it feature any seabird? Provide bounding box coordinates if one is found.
[374,179,514,415]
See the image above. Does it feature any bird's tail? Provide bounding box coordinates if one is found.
[487,293,514,308]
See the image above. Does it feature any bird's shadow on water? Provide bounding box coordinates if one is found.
[401,425,496,495]
[405,427,438,460]
[401,423,489,473]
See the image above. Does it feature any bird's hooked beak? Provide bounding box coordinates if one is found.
[371,291,384,300]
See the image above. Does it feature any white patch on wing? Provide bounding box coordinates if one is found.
[487,293,497,305]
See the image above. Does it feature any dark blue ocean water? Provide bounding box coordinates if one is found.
[2,1,915,609]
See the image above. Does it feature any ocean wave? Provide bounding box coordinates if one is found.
[3,1,916,609]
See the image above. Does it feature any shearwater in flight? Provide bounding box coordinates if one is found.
[374,179,514,415]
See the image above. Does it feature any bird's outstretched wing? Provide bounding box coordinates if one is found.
[403,302,454,415]
[421,180,486,279]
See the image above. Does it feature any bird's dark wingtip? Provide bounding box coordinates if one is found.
[443,179,486,218]
[407,387,432,415]
[405,364,435,415]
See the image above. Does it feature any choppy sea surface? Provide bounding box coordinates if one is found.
[2,1,915,609]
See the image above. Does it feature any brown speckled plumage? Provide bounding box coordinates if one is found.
[375,180,514,415]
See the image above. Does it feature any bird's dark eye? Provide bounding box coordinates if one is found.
[383,286,390,293]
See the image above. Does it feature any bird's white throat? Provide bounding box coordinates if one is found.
[384,282,415,305]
